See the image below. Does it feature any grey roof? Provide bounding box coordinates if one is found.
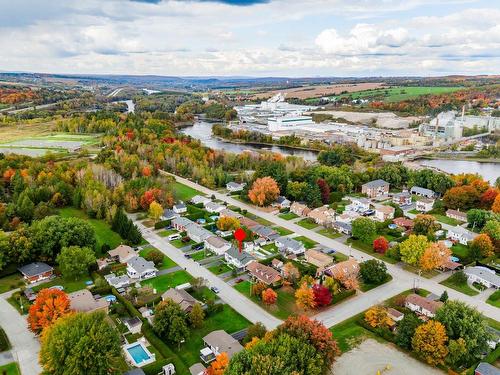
[205,201,225,211]
[104,273,130,288]
[276,236,304,251]
[410,186,435,196]
[334,221,352,231]
[127,256,157,273]
[186,224,213,241]
[203,330,244,359]
[162,209,179,220]
[123,316,142,328]
[252,225,278,239]
[124,370,146,375]
[189,363,206,375]
[475,363,500,375]
[172,216,194,228]
[363,179,389,188]
[226,246,256,264]
[465,266,500,288]
[18,262,53,277]
[449,226,478,241]
[276,196,290,204]
[227,182,244,189]
[174,202,187,209]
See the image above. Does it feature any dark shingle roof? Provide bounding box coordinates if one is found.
[18,262,53,277]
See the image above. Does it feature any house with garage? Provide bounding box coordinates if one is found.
[68,289,110,314]
[448,226,478,245]
[345,197,371,213]
[336,211,361,224]
[224,246,256,271]
[464,266,500,289]
[373,204,395,222]
[186,224,213,243]
[290,202,311,217]
[410,186,435,198]
[307,206,336,226]
[246,262,282,286]
[162,288,201,313]
[273,196,291,209]
[392,191,412,206]
[416,198,435,212]
[18,262,54,284]
[361,179,389,198]
[226,181,246,192]
[275,236,305,255]
[333,221,352,235]
[219,208,243,219]
[251,225,279,243]
[204,201,226,214]
[200,330,244,364]
[304,249,334,271]
[126,256,158,280]
[191,195,211,206]
[161,208,179,221]
[324,259,360,280]
[172,217,194,232]
[446,209,468,222]
[405,293,443,318]
[108,245,137,264]
[173,201,187,214]
[104,273,131,289]
[204,235,231,255]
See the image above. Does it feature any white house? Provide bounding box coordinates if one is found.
[204,201,225,213]
[224,246,256,271]
[172,217,194,232]
[186,224,213,243]
[191,195,211,206]
[392,191,412,206]
[416,198,434,213]
[204,236,231,255]
[373,204,395,222]
[448,226,478,245]
[273,196,291,209]
[173,202,187,214]
[464,266,500,289]
[226,182,246,192]
[275,236,305,255]
[405,293,443,318]
[345,197,371,213]
[104,273,130,289]
[161,209,180,221]
[126,256,158,280]
[410,186,435,198]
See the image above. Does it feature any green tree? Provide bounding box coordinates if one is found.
[482,220,500,251]
[447,338,467,368]
[435,300,491,366]
[413,214,439,237]
[0,231,8,271]
[399,234,429,266]
[189,302,205,328]
[467,209,494,230]
[16,190,35,222]
[359,259,388,285]
[243,322,267,344]
[395,312,421,349]
[8,226,33,263]
[56,246,96,280]
[153,299,189,346]
[439,290,448,302]
[39,311,122,375]
[286,181,309,202]
[352,217,377,243]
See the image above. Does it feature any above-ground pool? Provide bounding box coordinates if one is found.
[123,342,156,367]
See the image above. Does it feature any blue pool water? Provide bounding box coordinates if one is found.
[127,344,151,364]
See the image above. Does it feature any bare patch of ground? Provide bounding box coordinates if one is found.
[253,83,386,100]
[332,339,444,375]
[308,110,422,129]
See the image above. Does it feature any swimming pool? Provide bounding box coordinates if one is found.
[123,342,156,367]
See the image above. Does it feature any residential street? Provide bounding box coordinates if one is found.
[0,291,41,375]
[163,172,500,325]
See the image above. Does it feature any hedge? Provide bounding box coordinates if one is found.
[154,220,171,230]
[111,288,142,319]
[0,327,11,352]
[331,289,356,305]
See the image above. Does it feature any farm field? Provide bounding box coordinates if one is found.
[338,86,462,102]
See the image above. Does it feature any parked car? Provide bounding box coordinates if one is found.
[361,209,375,216]
[322,248,336,254]
[210,286,220,294]
[167,234,182,241]
[181,236,191,243]
[184,254,191,258]
[192,243,204,251]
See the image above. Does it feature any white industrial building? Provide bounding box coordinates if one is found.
[268,115,314,131]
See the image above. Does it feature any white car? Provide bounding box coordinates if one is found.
[167,234,182,241]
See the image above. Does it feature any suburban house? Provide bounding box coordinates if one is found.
[204,201,226,213]
[290,202,311,217]
[191,195,211,205]
[405,293,443,318]
[186,224,213,243]
[373,204,395,221]
[251,225,279,243]
[333,221,352,235]
[108,245,137,264]
[239,216,259,229]
[172,217,194,232]
[123,317,143,334]
[161,209,179,221]
[448,226,478,245]
[273,196,291,209]
[224,246,256,270]
[416,198,435,212]
[226,181,246,192]
[345,197,371,213]
[446,209,468,222]
[307,206,336,226]
[304,249,334,271]
[361,179,389,198]
[68,289,109,314]
[410,186,435,198]
[336,211,360,224]
[475,362,500,375]
[393,217,414,230]
[246,262,282,286]
[392,191,412,206]
[126,256,158,280]
[104,273,130,289]
[162,288,201,312]
[204,235,231,255]
[324,259,360,280]
[219,208,243,219]
[387,307,404,322]
[275,236,305,255]
[271,258,284,272]
[18,262,54,284]
[200,330,244,364]
[173,202,187,214]
[464,266,500,289]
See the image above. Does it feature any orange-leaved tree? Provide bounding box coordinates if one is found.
[28,288,72,334]
[295,282,316,310]
[206,352,229,375]
[470,233,495,258]
[412,320,448,366]
[248,177,280,207]
[420,242,452,271]
[216,216,240,231]
[262,288,277,305]
[364,306,393,328]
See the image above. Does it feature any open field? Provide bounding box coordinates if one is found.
[252,82,386,100]
[172,182,202,201]
[337,86,462,102]
[307,109,421,128]
[0,121,56,142]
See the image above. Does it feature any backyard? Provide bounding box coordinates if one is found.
[346,238,398,264]
[141,270,193,294]
[294,236,318,249]
[0,273,24,294]
[139,247,177,270]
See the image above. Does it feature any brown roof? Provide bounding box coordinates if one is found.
[374,204,395,215]
[446,209,467,220]
[405,294,443,314]
[239,217,259,228]
[162,288,200,312]
[393,217,414,228]
[325,259,359,280]
[387,307,404,319]
[246,262,281,285]
[271,258,283,268]
[305,249,334,269]
[69,289,109,313]
[108,245,135,262]
[205,235,230,249]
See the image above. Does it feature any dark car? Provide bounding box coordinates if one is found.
[210,286,220,294]
[361,209,375,216]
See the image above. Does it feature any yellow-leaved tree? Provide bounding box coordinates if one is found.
[412,320,449,366]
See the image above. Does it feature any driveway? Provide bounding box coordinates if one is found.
[0,291,41,375]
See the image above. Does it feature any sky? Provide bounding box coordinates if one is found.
[0,0,499,77]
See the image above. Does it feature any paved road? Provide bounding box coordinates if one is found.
[0,291,41,375]
[164,172,500,326]
[135,222,282,330]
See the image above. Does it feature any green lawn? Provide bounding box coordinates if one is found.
[261,243,279,253]
[234,281,298,320]
[59,207,123,250]
[318,228,342,239]
[273,226,293,236]
[402,264,440,279]
[0,363,21,375]
[359,275,393,292]
[208,263,232,275]
[338,86,462,103]
[278,212,299,220]
[293,236,318,249]
[141,271,193,294]
[486,290,500,308]
[330,313,379,352]
[297,218,319,230]
[158,229,177,237]
[0,273,24,294]
[33,276,91,293]
[440,274,479,296]
[170,238,195,248]
[190,250,213,261]
[172,304,250,366]
[172,182,202,201]
[433,214,461,226]
[139,247,177,270]
[346,238,398,264]
[450,244,470,260]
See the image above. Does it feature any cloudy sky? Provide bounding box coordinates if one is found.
[1,0,499,77]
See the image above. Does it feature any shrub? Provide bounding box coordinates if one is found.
[331,289,356,304]
[154,220,171,230]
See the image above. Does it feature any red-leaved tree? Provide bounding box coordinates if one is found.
[262,288,277,305]
[373,236,389,254]
[317,179,331,204]
[312,284,332,307]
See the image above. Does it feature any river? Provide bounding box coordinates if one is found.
[180,120,319,161]
[415,159,499,184]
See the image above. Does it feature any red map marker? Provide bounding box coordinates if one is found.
[234,228,246,253]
